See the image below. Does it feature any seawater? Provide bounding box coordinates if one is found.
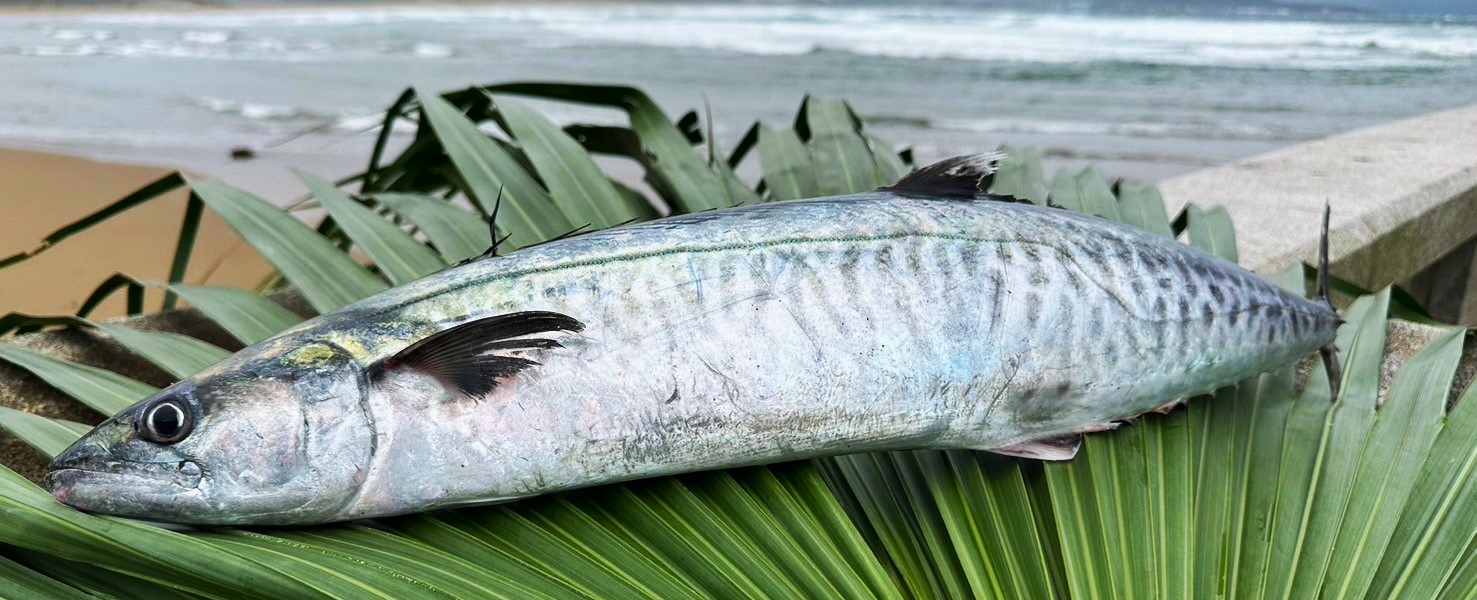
[1,3,1475,182]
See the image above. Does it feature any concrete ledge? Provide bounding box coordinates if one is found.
[1159,103,1477,290]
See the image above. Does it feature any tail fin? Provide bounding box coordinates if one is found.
[1317,203,1343,400]
[1317,203,1335,313]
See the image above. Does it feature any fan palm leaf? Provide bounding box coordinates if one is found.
[0,84,1470,599]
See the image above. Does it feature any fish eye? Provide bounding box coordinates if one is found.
[140,399,193,445]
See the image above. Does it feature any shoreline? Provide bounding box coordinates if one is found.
[0,136,375,203]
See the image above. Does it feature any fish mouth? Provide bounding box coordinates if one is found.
[45,441,205,515]
[45,461,203,492]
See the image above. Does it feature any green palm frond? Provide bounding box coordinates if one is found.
[0,84,1471,599]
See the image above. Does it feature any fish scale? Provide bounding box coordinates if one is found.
[46,156,1342,524]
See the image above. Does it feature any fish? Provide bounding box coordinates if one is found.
[44,154,1341,525]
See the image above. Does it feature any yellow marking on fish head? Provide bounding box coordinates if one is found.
[281,343,339,368]
[322,332,374,360]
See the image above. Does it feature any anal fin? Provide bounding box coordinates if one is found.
[987,434,1083,461]
[1076,421,1122,433]
[1151,398,1184,415]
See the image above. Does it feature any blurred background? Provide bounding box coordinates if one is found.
[3,1,1476,185]
[2,0,1476,315]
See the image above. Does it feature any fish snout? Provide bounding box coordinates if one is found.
[43,467,82,504]
[48,436,110,470]
[45,427,206,516]
[45,437,115,506]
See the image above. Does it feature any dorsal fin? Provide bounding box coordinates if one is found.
[883,152,1009,199]
[373,311,584,399]
[987,433,1082,461]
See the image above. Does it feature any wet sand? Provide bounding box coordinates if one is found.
[0,147,274,319]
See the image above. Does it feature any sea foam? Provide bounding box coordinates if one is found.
[13,5,1476,69]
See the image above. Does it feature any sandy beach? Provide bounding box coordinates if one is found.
[0,147,274,319]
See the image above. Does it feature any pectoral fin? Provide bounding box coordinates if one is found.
[371,311,584,399]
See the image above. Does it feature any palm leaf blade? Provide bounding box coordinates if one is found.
[1044,441,1115,598]
[1228,369,1296,597]
[757,125,820,201]
[1322,326,1465,599]
[389,511,626,599]
[414,91,569,248]
[89,323,229,380]
[186,177,387,314]
[299,171,445,286]
[168,285,304,345]
[1278,291,1390,597]
[285,527,552,600]
[1145,406,1194,598]
[1183,204,1239,263]
[3,552,202,600]
[0,553,92,600]
[1115,181,1175,238]
[1371,374,1477,598]
[1192,387,1239,599]
[0,344,154,415]
[0,467,322,599]
[486,82,733,213]
[1073,167,1122,222]
[987,146,1048,204]
[803,98,882,196]
[373,193,492,264]
[491,95,653,229]
[0,408,88,458]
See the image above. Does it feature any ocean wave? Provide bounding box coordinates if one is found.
[36,7,479,28]
[108,40,232,59]
[518,5,1477,70]
[412,42,454,59]
[11,5,1475,69]
[927,117,1289,141]
[19,44,102,57]
[17,5,1474,70]
[50,29,112,41]
[181,30,232,45]
[332,113,392,132]
[8,37,452,62]
[190,97,413,137]
[194,97,300,121]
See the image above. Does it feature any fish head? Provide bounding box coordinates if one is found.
[45,339,373,525]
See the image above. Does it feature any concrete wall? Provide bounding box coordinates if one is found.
[1158,103,1477,320]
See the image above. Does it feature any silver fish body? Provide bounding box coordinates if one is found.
[46,172,1339,525]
